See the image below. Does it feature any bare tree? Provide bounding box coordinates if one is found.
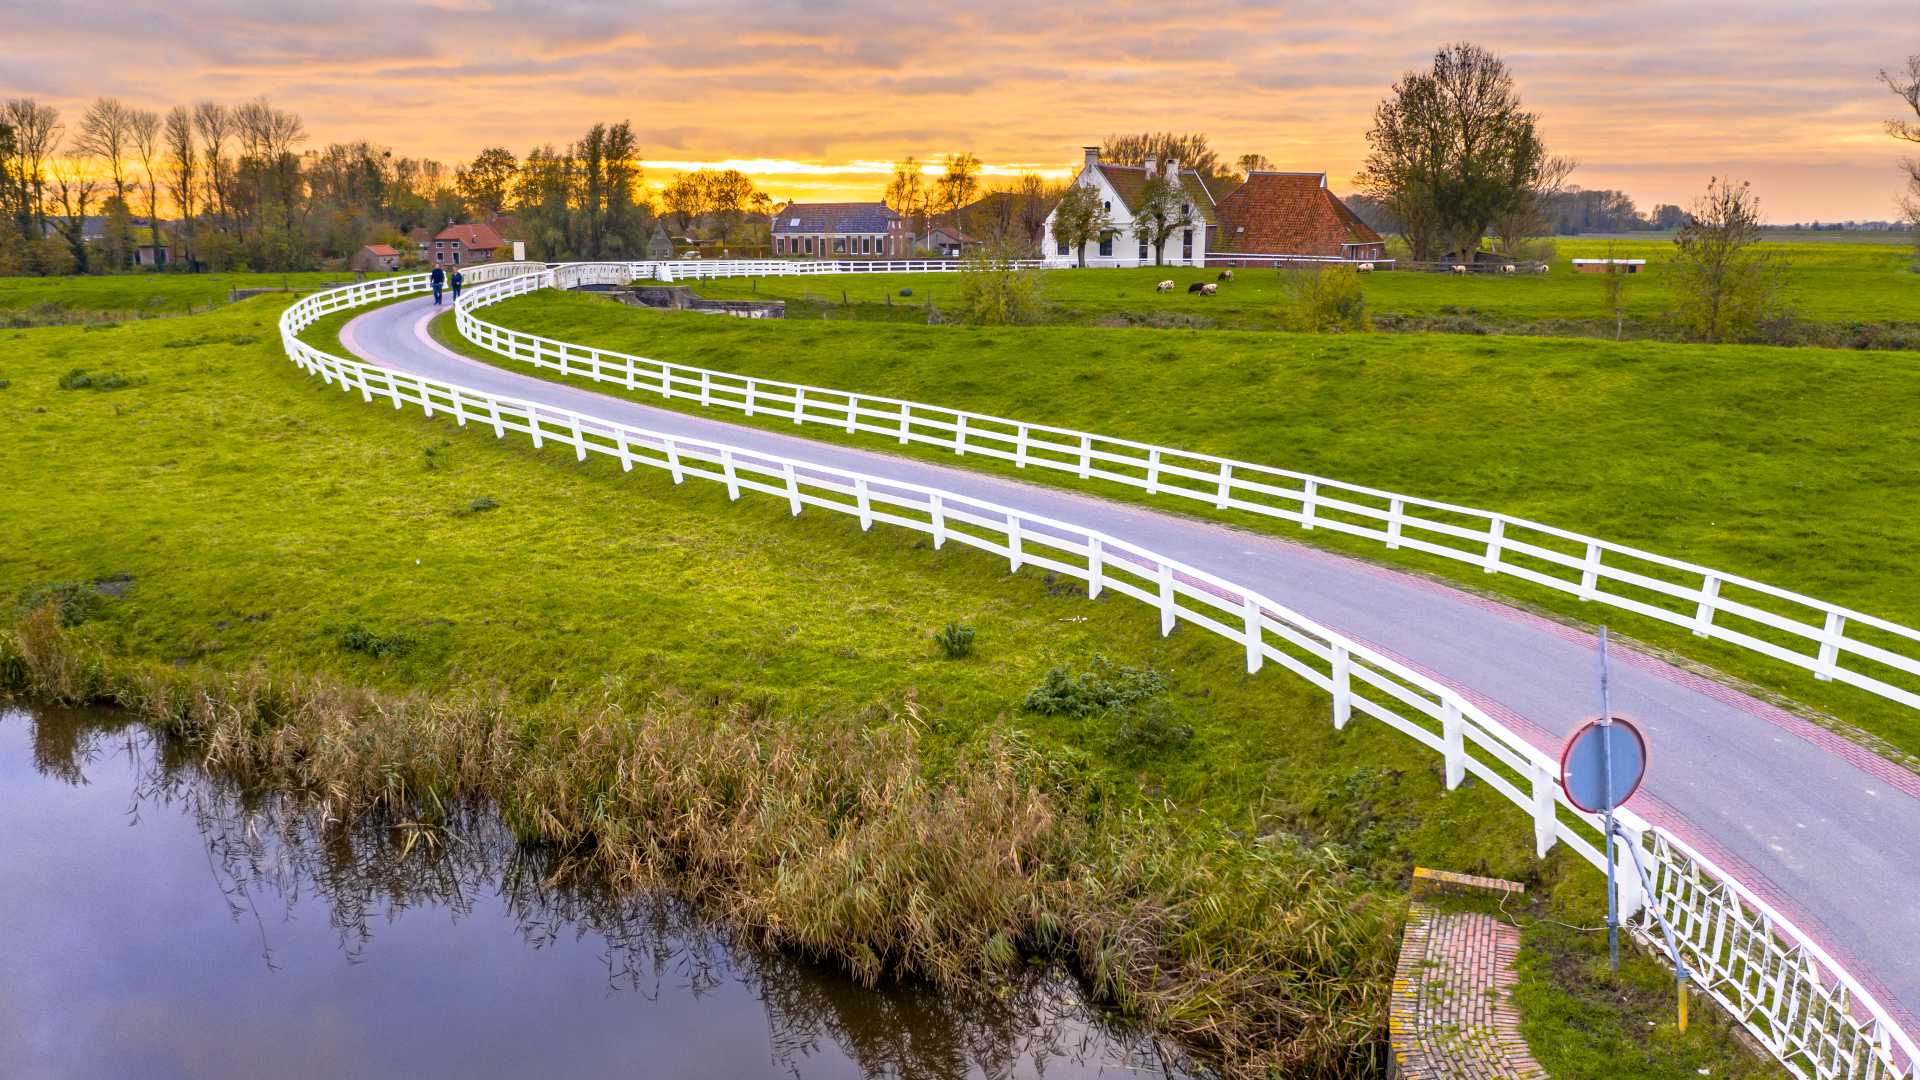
[165,105,198,264]
[1236,153,1274,177]
[884,156,929,237]
[1669,178,1788,343]
[193,101,231,234]
[933,152,981,222]
[1102,132,1230,188]
[1883,56,1920,256]
[4,98,62,238]
[75,97,133,202]
[129,108,164,255]
[48,152,99,272]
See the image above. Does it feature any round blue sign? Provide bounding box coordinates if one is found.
[1559,717,1648,813]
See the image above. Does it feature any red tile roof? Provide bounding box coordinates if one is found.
[362,244,398,256]
[1214,173,1383,256]
[434,222,505,250]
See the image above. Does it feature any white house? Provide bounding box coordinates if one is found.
[1042,147,1215,268]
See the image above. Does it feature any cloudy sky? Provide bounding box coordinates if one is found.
[3,0,1914,221]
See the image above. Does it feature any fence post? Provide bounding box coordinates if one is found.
[1613,820,1647,920]
[665,438,685,484]
[1146,448,1162,495]
[721,448,740,500]
[931,494,947,549]
[1300,479,1318,530]
[954,413,969,456]
[614,428,633,471]
[528,407,545,449]
[792,386,806,424]
[1015,425,1030,468]
[1243,594,1264,673]
[1079,435,1093,479]
[845,395,859,434]
[1386,498,1404,549]
[1158,561,1176,636]
[1581,543,1603,600]
[856,477,872,530]
[1087,535,1104,598]
[1693,576,1722,637]
[744,379,757,417]
[899,403,912,445]
[1332,646,1353,730]
[700,370,712,408]
[1816,611,1846,680]
[783,462,801,515]
[623,353,637,391]
[1215,461,1233,509]
[1484,517,1505,573]
[1531,762,1559,858]
[488,398,505,438]
[657,363,673,400]
[570,415,586,461]
[1007,515,1023,572]
[1442,700,1465,789]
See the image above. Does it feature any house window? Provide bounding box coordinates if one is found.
[802,237,812,254]
[1138,237,1148,260]
[834,237,846,254]
[452,251,461,265]
[1098,234,1114,258]
[1056,235,1069,256]
[1182,229,1193,261]
[1102,200,1111,212]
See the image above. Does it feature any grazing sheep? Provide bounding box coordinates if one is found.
[1217,269,1234,281]
[1537,263,1550,273]
[1187,281,1207,294]
[1357,262,1375,273]
[1200,282,1218,295]
[1451,264,1468,275]
[1156,280,1175,292]
[1503,264,1517,274]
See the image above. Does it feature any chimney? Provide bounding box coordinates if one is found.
[1144,154,1157,180]
[1166,157,1180,180]
[1083,146,1100,171]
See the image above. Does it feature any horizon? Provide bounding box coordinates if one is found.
[4,2,1917,223]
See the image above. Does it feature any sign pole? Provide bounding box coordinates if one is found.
[1598,626,1620,974]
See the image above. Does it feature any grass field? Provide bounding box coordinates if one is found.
[0,295,1783,1078]
[689,239,1919,340]
[442,289,1920,758]
[0,271,393,323]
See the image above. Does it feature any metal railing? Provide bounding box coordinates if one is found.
[285,269,1916,1080]
[456,264,1920,716]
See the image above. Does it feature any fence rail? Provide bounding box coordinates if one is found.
[283,267,1916,1080]
[457,264,1920,718]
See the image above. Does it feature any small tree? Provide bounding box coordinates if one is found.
[1050,183,1109,268]
[1131,176,1195,266]
[1669,178,1788,343]
[1882,56,1920,266]
[1277,265,1369,333]
[1598,241,1631,340]
[955,239,1047,325]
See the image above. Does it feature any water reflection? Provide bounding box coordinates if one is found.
[0,705,1190,1080]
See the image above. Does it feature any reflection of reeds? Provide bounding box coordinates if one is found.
[8,608,1398,1077]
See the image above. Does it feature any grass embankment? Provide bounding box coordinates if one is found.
[690,239,1920,344]
[0,298,1781,1077]
[0,270,392,326]
[438,291,1920,759]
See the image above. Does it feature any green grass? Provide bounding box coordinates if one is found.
[690,239,1919,339]
[437,290,1920,759]
[0,294,1783,1076]
[0,271,396,323]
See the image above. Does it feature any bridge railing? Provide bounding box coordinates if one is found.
[292,270,1917,1080]
[454,266,1920,716]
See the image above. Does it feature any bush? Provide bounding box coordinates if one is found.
[453,495,500,517]
[1022,655,1167,717]
[1112,697,1193,754]
[57,368,138,391]
[932,620,975,659]
[1277,266,1370,333]
[954,241,1048,326]
[338,623,416,659]
[14,581,107,627]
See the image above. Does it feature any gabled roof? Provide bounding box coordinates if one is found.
[434,222,504,249]
[1213,172,1383,255]
[1090,164,1218,225]
[925,225,975,242]
[770,202,900,234]
[362,243,398,256]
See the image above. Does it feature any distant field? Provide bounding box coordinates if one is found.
[690,238,1918,336]
[450,289,1920,755]
[0,271,392,320]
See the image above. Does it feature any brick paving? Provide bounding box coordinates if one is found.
[1391,900,1547,1078]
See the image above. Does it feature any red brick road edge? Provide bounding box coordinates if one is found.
[1391,902,1548,1079]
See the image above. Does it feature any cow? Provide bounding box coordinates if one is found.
[1187,281,1207,294]
[1217,269,1234,281]
[1156,280,1175,292]
[1200,282,1218,295]
[1502,264,1517,274]
[1357,262,1375,273]
[1451,264,1469,275]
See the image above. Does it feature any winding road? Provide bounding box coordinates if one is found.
[340,292,1920,1032]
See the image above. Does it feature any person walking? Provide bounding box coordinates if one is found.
[451,268,464,304]
[429,263,445,306]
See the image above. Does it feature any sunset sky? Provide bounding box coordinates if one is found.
[4,1,1915,223]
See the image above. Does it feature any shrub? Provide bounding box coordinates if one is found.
[57,368,137,391]
[954,241,1048,326]
[1277,266,1370,333]
[453,495,500,517]
[338,623,416,659]
[932,620,975,659]
[1112,697,1193,754]
[1022,655,1167,717]
[14,581,107,627]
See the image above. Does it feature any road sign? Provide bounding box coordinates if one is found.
[1560,716,1648,813]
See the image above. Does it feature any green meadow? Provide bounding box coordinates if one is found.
[0,270,393,324]
[444,289,1920,757]
[0,294,1784,1078]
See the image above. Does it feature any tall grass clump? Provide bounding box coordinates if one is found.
[3,614,1399,1077]
[1277,265,1370,333]
[932,620,975,659]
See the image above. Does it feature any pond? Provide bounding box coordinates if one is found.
[0,704,1189,1079]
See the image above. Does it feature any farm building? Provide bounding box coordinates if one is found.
[431,223,507,268]
[1572,258,1647,274]
[771,203,912,258]
[349,244,400,272]
[1208,172,1386,267]
[1042,147,1216,267]
[924,225,980,257]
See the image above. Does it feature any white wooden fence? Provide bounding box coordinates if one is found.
[457,264,1920,718]
[282,268,1917,1080]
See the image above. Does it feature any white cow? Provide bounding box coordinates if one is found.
[1156,280,1175,292]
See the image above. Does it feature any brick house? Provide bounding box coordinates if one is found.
[349,243,400,272]
[432,222,505,267]
[770,203,910,258]
[1209,172,1386,266]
